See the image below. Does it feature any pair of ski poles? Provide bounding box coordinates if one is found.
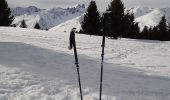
[69,28,106,100]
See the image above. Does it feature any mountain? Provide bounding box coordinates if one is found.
[133,7,170,29]
[11,6,42,16]
[11,4,85,30]
[50,7,170,31]
[11,6,170,30]
[127,7,154,18]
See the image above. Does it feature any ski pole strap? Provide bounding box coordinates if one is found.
[69,29,75,50]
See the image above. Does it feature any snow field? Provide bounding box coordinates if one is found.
[0,27,170,99]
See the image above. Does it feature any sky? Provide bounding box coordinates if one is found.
[7,0,170,11]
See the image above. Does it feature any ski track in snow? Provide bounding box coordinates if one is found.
[0,27,170,100]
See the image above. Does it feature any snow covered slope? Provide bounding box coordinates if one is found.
[49,16,83,32]
[11,4,85,29]
[1,27,170,100]
[134,8,170,29]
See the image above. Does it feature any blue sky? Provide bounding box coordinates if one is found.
[7,0,170,11]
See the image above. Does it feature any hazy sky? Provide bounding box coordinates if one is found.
[7,0,170,11]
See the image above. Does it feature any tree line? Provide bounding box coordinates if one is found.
[1,0,170,40]
[0,0,41,29]
[81,0,170,41]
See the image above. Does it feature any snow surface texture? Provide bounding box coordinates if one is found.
[11,4,85,29]
[1,27,170,100]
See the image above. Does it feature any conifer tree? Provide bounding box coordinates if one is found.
[20,20,27,28]
[34,23,41,29]
[141,26,149,39]
[129,23,140,39]
[157,16,168,40]
[152,26,159,40]
[101,12,112,37]
[106,0,125,38]
[148,27,153,39]
[158,16,167,33]
[122,12,139,38]
[81,0,101,35]
[167,24,170,40]
[0,0,14,26]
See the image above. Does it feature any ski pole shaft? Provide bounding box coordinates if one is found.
[73,34,83,100]
[99,35,105,100]
[76,64,83,100]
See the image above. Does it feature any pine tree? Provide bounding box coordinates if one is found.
[141,26,149,39]
[152,26,159,40]
[0,0,14,26]
[34,23,41,29]
[129,23,140,39]
[122,12,139,38]
[101,12,112,37]
[167,24,170,40]
[20,20,27,28]
[106,0,125,38]
[81,0,101,35]
[148,27,153,39]
[157,16,168,41]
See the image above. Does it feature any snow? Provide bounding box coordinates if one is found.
[1,26,170,100]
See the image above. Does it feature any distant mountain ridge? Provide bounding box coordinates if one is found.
[11,6,170,30]
[50,7,170,32]
[11,4,85,29]
[11,6,42,16]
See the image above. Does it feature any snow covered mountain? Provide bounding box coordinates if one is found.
[50,7,170,31]
[11,4,85,30]
[11,6,170,30]
[132,7,170,29]
[11,6,42,16]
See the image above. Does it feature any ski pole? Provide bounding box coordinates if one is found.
[99,34,105,100]
[99,11,111,100]
[69,28,83,100]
